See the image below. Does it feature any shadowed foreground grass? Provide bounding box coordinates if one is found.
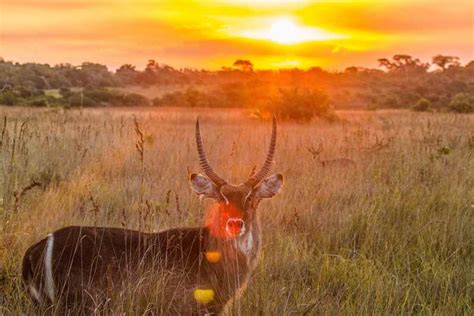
[0,107,472,314]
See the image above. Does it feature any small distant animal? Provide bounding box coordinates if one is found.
[307,143,356,168]
[320,158,356,168]
[21,116,283,314]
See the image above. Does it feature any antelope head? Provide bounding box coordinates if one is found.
[190,116,283,240]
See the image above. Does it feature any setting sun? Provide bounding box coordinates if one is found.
[240,17,347,45]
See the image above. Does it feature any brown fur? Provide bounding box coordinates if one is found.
[22,224,257,314]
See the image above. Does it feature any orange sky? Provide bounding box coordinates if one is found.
[0,0,473,70]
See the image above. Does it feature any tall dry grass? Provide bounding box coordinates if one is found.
[0,106,472,314]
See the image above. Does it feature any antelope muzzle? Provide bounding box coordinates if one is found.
[225,218,245,237]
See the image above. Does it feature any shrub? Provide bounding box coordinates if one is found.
[152,96,164,107]
[0,91,19,105]
[154,92,188,107]
[265,88,336,122]
[367,102,380,111]
[183,89,209,107]
[59,87,73,98]
[412,98,431,112]
[67,93,97,107]
[154,89,216,108]
[449,93,473,113]
[83,88,120,103]
[64,89,149,107]
[17,86,43,98]
[383,96,399,108]
[27,96,49,107]
[121,93,150,106]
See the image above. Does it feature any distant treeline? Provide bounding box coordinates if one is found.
[0,55,473,119]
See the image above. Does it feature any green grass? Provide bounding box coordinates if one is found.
[44,89,62,99]
[0,107,472,314]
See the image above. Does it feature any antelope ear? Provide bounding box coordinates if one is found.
[189,173,220,200]
[254,174,283,199]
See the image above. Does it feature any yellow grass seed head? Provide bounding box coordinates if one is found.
[205,251,222,263]
[193,288,215,305]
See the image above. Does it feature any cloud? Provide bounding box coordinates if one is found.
[298,1,473,34]
[1,0,110,10]
[1,0,472,69]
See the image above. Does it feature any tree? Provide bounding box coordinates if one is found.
[116,64,136,73]
[344,66,359,74]
[146,59,157,71]
[378,55,429,74]
[233,60,253,72]
[432,55,460,71]
[377,58,394,71]
[464,60,474,71]
[308,67,325,74]
[116,64,138,85]
[77,62,115,87]
[344,66,369,74]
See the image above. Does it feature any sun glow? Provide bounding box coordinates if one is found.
[2,0,472,70]
[240,17,347,45]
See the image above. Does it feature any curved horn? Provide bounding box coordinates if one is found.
[195,118,227,187]
[246,115,277,187]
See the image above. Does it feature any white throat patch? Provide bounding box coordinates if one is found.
[237,231,254,256]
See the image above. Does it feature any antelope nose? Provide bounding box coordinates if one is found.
[226,218,245,237]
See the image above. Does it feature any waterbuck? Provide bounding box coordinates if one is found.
[307,143,356,168]
[21,117,283,314]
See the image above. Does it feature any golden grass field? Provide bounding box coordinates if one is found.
[0,106,472,314]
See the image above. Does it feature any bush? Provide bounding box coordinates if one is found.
[154,89,216,108]
[67,93,97,107]
[152,96,164,107]
[412,98,431,112]
[84,88,120,103]
[449,93,473,113]
[64,89,149,107]
[156,91,184,107]
[17,86,44,98]
[0,91,19,105]
[59,87,73,98]
[383,96,399,108]
[265,88,336,122]
[27,96,50,107]
[183,89,209,107]
[121,93,150,106]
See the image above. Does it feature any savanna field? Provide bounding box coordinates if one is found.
[0,106,472,314]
